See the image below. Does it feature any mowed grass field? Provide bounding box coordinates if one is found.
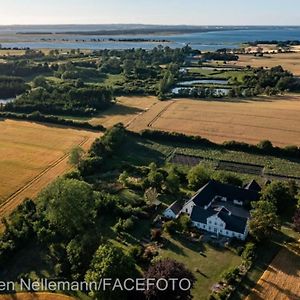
[90,96,158,128]
[127,95,300,147]
[247,244,300,300]
[159,234,242,300]
[0,293,75,300]
[0,119,99,220]
[232,52,300,76]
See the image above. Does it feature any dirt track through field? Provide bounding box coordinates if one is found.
[0,132,97,227]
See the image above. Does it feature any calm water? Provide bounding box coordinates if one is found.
[172,87,230,95]
[177,79,229,86]
[0,26,300,50]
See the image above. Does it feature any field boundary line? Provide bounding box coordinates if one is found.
[125,101,158,128]
[147,101,175,127]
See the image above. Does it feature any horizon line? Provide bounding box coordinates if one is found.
[1,23,300,27]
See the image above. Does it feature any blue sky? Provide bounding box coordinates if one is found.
[0,0,299,25]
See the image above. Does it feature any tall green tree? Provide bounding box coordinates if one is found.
[69,146,84,166]
[38,178,96,238]
[85,244,137,299]
[260,181,297,215]
[144,258,195,300]
[248,200,280,241]
[187,164,211,190]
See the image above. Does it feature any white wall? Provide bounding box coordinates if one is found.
[163,209,176,219]
[191,220,246,240]
[181,201,194,216]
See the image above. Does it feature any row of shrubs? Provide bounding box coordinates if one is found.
[0,111,105,131]
[133,129,300,160]
[209,242,257,300]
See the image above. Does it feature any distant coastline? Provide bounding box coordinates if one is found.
[1,25,300,51]
[17,25,300,36]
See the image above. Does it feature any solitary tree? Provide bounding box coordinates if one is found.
[248,200,280,241]
[260,181,296,215]
[144,187,159,206]
[187,164,211,190]
[144,258,195,300]
[166,167,180,194]
[38,178,95,238]
[69,146,84,167]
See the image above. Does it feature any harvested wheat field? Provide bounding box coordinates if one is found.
[127,95,300,147]
[0,119,100,220]
[0,292,75,300]
[232,52,300,76]
[247,245,300,300]
[90,96,158,128]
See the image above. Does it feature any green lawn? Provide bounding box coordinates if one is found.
[160,234,242,300]
[185,67,252,84]
[101,74,126,86]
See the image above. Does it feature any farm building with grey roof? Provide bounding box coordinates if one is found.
[163,180,261,240]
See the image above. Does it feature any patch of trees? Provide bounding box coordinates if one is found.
[158,69,176,97]
[93,45,194,66]
[202,52,239,61]
[0,176,141,284]
[0,199,37,266]
[79,123,126,176]
[4,82,113,116]
[0,76,29,98]
[187,165,243,191]
[248,180,298,241]
[0,111,105,131]
[0,61,50,77]
[243,66,300,94]
[248,40,300,47]
[113,79,158,96]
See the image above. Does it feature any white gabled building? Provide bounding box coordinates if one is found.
[163,200,183,219]
[163,180,261,240]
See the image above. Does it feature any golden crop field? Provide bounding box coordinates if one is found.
[0,292,75,300]
[247,245,300,300]
[90,96,158,128]
[232,52,300,76]
[0,119,99,220]
[127,95,300,147]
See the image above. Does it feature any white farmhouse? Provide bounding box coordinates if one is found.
[163,180,261,240]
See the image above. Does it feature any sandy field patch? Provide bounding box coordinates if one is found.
[0,119,99,221]
[232,52,300,76]
[247,245,300,300]
[127,95,300,147]
[90,96,158,128]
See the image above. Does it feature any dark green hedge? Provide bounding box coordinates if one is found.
[0,111,105,131]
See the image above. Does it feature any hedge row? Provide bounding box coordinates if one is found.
[0,111,105,132]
